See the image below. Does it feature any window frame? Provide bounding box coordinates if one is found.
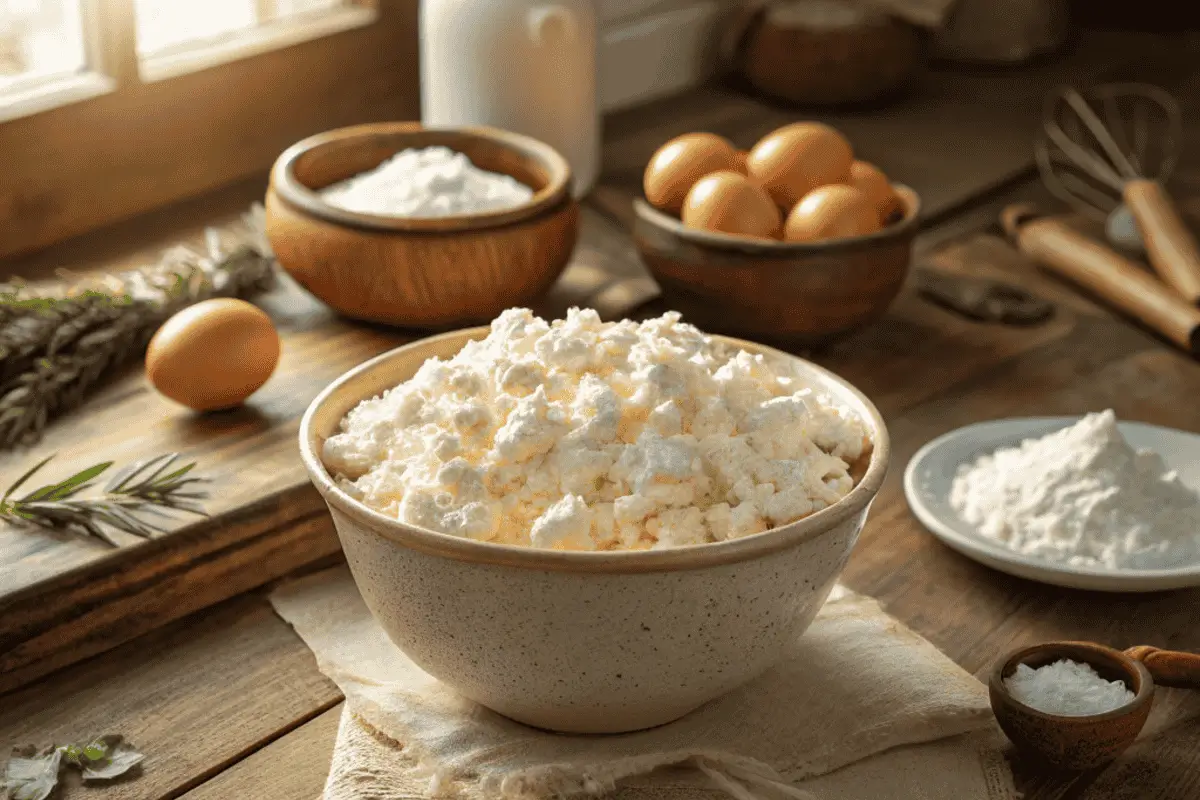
[0,0,418,261]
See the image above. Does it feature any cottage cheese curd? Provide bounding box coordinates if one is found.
[322,309,869,550]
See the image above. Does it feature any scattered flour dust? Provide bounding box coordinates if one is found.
[949,410,1200,570]
[1004,659,1135,716]
[320,146,533,218]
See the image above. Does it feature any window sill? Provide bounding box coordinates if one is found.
[0,72,116,124]
[138,5,379,83]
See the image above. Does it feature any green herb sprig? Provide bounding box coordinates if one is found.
[0,454,209,546]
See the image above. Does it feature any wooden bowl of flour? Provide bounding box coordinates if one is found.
[265,122,579,328]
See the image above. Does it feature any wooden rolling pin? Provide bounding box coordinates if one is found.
[1002,205,1200,355]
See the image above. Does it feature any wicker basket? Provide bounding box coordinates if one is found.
[722,0,925,107]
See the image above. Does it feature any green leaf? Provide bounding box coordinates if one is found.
[23,462,112,502]
[3,455,55,500]
[80,737,143,782]
[107,454,173,494]
[155,463,196,485]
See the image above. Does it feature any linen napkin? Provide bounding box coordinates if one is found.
[270,567,1015,799]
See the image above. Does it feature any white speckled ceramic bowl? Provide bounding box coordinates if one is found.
[299,328,889,734]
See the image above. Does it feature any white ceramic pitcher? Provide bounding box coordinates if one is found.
[420,0,600,199]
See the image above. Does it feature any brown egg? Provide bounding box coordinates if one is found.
[682,171,781,239]
[732,149,750,175]
[146,298,281,412]
[644,133,741,214]
[784,185,881,243]
[847,160,899,222]
[747,122,854,209]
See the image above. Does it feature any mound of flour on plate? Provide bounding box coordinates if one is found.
[949,410,1200,570]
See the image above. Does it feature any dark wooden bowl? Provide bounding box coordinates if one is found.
[990,641,1154,772]
[632,185,920,345]
[741,12,925,107]
[265,122,579,329]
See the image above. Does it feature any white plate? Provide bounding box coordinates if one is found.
[904,416,1200,593]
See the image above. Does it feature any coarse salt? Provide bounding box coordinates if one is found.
[949,410,1200,570]
[1004,659,1135,716]
[319,146,533,218]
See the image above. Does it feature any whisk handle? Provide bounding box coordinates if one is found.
[1125,646,1200,690]
[1124,179,1200,306]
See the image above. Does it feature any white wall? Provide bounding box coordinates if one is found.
[597,0,737,112]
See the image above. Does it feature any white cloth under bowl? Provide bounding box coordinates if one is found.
[270,567,1017,800]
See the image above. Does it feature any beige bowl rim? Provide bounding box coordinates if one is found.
[634,183,921,254]
[270,121,574,233]
[299,327,890,573]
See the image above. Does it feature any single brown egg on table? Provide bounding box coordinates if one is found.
[847,160,900,222]
[682,170,781,239]
[747,122,854,209]
[643,133,741,214]
[146,298,281,412]
[784,185,881,243]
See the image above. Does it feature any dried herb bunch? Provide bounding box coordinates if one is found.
[1,453,208,546]
[0,206,275,449]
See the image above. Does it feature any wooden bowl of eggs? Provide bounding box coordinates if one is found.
[635,122,920,344]
[265,122,579,329]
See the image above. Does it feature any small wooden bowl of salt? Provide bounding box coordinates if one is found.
[990,641,1200,771]
[265,122,578,328]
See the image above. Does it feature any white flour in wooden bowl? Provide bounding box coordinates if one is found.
[949,410,1200,570]
[320,146,533,217]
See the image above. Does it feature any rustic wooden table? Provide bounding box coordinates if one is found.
[4,30,1200,800]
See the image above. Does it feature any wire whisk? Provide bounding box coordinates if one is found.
[1037,83,1182,219]
[1035,82,1200,305]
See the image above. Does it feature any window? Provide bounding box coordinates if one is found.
[136,0,351,56]
[0,0,418,261]
[0,0,92,119]
[0,1,86,84]
[132,0,373,81]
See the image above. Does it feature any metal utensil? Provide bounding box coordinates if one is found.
[1036,83,1200,304]
[990,641,1200,771]
[913,267,1054,326]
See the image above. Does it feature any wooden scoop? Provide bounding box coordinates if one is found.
[990,641,1200,771]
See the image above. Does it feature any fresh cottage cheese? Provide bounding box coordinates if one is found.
[322,309,869,550]
[320,146,534,218]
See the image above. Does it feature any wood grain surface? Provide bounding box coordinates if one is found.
[0,595,341,799]
[3,28,1200,800]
